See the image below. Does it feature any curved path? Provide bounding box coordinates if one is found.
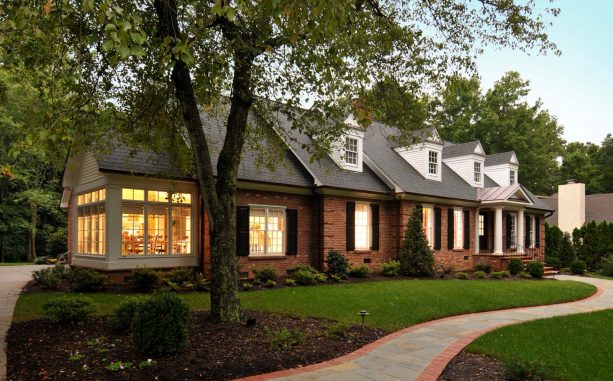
[0,265,49,381]
[239,276,613,381]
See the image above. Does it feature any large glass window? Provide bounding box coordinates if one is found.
[422,207,434,248]
[454,209,463,249]
[355,203,371,250]
[345,137,358,165]
[428,151,438,175]
[77,189,106,255]
[249,207,284,255]
[121,188,192,256]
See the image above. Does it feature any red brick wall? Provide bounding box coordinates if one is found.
[320,195,398,271]
[232,189,320,278]
[399,201,476,271]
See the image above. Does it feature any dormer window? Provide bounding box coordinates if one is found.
[428,151,438,175]
[474,162,481,183]
[345,137,358,166]
[510,170,516,185]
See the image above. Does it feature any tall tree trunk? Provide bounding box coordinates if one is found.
[28,201,37,262]
[155,0,253,322]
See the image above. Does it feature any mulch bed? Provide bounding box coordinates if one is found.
[439,351,506,381]
[7,311,385,381]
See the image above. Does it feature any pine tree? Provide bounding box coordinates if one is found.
[399,207,435,277]
[558,232,577,268]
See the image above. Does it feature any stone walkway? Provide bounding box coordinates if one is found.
[239,275,613,381]
[0,265,49,381]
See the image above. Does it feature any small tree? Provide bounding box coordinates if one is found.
[399,207,435,277]
[545,223,563,263]
[558,232,577,268]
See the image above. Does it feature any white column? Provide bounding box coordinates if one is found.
[494,207,503,255]
[475,208,480,254]
[517,209,525,254]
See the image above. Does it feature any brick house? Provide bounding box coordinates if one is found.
[61,111,552,282]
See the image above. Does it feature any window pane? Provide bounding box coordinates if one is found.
[148,190,169,203]
[99,205,106,254]
[99,189,106,201]
[267,209,284,254]
[355,203,370,249]
[249,208,266,255]
[171,192,191,204]
[172,206,191,254]
[422,207,433,247]
[148,205,168,254]
[122,204,145,255]
[454,210,463,248]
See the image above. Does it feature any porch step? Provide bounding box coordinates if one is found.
[543,266,558,276]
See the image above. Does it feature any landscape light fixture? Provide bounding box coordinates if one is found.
[357,310,370,325]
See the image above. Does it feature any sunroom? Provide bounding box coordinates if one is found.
[61,151,199,272]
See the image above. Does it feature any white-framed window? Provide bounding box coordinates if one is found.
[422,207,434,248]
[345,137,358,166]
[529,216,536,248]
[428,151,438,175]
[355,202,371,250]
[474,162,481,183]
[121,188,192,256]
[249,206,285,255]
[454,209,463,249]
[478,214,485,236]
[510,170,516,185]
[509,213,517,249]
[77,189,106,255]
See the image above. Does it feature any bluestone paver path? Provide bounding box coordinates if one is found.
[239,275,613,381]
[0,265,49,381]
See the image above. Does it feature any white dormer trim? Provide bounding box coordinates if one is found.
[395,141,443,181]
[474,142,485,155]
[509,152,519,165]
[329,129,365,172]
[443,154,485,188]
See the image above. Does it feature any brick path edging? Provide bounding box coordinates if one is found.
[235,285,605,381]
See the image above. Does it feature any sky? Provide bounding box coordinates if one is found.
[475,0,612,145]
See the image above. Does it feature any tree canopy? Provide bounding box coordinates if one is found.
[1,0,560,321]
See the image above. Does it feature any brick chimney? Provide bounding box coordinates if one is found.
[557,180,585,234]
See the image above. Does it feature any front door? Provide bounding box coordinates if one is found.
[479,212,489,251]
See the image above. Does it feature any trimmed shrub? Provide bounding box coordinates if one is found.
[292,264,319,274]
[499,270,511,278]
[291,269,318,286]
[601,256,613,277]
[519,271,532,279]
[379,261,401,277]
[525,261,544,279]
[325,250,350,278]
[490,271,502,279]
[32,268,62,289]
[473,264,493,274]
[348,265,371,278]
[132,293,189,355]
[546,257,562,271]
[129,268,160,292]
[266,327,306,350]
[507,259,523,275]
[73,268,106,291]
[168,267,193,285]
[284,278,296,286]
[399,207,435,277]
[472,271,486,279]
[43,297,94,324]
[110,297,146,332]
[265,279,277,288]
[455,272,468,280]
[253,267,277,283]
[570,260,587,275]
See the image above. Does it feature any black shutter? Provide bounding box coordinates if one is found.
[434,207,442,250]
[535,216,541,248]
[463,210,470,249]
[525,216,531,247]
[505,213,512,249]
[346,202,355,251]
[370,204,379,251]
[447,208,454,249]
[286,209,298,255]
[236,206,250,256]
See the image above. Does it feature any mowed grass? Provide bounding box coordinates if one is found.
[467,309,613,381]
[0,262,34,266]
[14,279,595,331]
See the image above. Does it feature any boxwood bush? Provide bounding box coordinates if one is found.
[507,259,523,275]
[73,268,106,291]
[570,260,587,275]
[129,268,161,292]
[525,261,544,278]
[253,267,277,282]
[349,265,371,278]
[110,297,147,332]
[472,270,486,279]
[473,263,493,274]
[324,250,350,278]
[43,297,94,324]
[379,260,400,276]
[32,268,62,289]
[132,293,189,355]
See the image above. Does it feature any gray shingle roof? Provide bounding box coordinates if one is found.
[97,144,189,179]
[442,141,482,159]
[485,151,516,166]
[543,192,613,225]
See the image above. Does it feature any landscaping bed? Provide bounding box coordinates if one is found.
[7,310,384,381]
[439,352,505,381]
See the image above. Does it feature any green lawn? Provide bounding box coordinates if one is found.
[14,279,595,331]
[467,309,613,381]
[0,262,34,266]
